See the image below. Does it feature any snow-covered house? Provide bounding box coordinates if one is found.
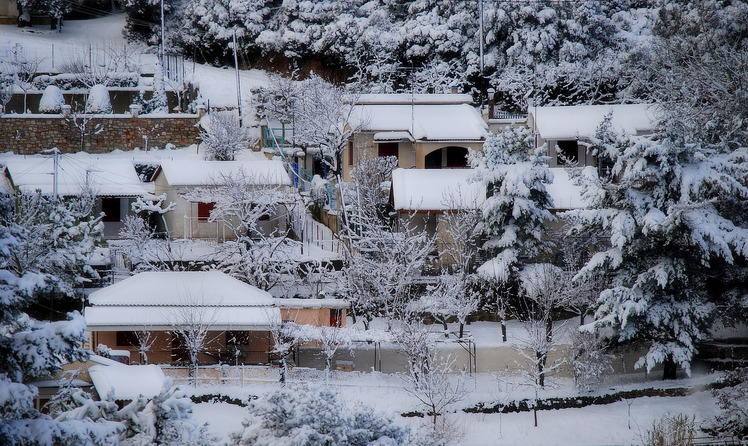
[0,153,150,238]
[528,103,659,169]
[343,94,488,181]
[151,159,293,240]
[85,271,349,366]
[85,271,282,365]
[390,168,484,265]
[391,166,592,264]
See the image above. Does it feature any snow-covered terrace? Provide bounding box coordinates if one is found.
[155,159,292,187]
[529,103,660,140]
[391,167,592,212]
[0,153,150,197]
[85,271,281,331]
[391,168,485,212]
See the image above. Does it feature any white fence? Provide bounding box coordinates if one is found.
[289,207,344,255]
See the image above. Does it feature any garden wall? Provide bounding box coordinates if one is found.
[0,114,201,154]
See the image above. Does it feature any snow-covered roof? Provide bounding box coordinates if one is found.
[89,363,165,400]
[352,103,488,142]
[530,104,660,140]
[373,131,414,142]
[86,271,281,330]
[156,160,291,187]
[356,94,473,105]
[546,167,595,210]
[0,153,149,197]
[275,298,350,310]
[391,168,485,211]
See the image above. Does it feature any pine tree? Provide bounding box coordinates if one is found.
[0,192,118,444]
[569,118,748,379]
[470,127,555,282]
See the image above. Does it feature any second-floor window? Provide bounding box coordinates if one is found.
[378,142,399,159]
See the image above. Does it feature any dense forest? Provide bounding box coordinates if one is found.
[122,0,747,111]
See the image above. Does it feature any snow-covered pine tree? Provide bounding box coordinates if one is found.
[470,128,555,343]
[568,117,748,379]
[3,191,102,320]
[470,127,555,284]
[0,192,120,444]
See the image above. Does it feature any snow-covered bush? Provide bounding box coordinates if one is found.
[568,330,613,392]
[706,368,748,440]
[200,113,250,161]
[85,85,112,114]
[38,85,65,113]
[232,385,410,446]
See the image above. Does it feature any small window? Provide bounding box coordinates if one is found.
[116,331,138,346]
[101,198,121,222]
[378,143,398,159]
[556,140,578,165]
[348,140,354,166]
[197,202,215,221]
[330,309,343,327]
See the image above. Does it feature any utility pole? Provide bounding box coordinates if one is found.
[479,0,485,108]
[233,30,243,125]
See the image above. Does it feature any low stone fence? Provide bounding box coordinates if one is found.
[0,114,201,154]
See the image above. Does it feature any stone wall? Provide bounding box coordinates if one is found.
[0,114,201,154]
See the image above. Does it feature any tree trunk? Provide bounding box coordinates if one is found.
[538,351,547,388]
[459,322,464,339]
[663,357,677,380]
[442,320,448,337]
[501,321,507,342]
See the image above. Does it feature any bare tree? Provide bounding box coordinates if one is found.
[169,298,220,385]
[200,113,252,161]
[397,321,467,433]
[515,317,566,428]
[293,75,362,177]
[134,328,157,365]
[66,111,103,152]
[5,44,41,113]
[184,171,298,291]
[517,263,569,388]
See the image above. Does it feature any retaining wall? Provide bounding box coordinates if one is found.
[0,114,201,154]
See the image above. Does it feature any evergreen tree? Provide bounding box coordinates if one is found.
[569,118,748,379]
[470,127,555,282]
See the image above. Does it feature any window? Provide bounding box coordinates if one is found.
[227,331,250,347]
[348,140,354,165]
[330,309,343,327]
[378,142,398,159]
[556,140,578,165]
[197,202,215,221]
[101,198,121,222]
[116,331,138,346]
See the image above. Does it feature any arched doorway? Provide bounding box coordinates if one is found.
[424,146,469,169]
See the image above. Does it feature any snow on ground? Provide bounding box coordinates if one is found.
[191,402,247,445]
[185,367,721,446]
[0,14,270,108]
